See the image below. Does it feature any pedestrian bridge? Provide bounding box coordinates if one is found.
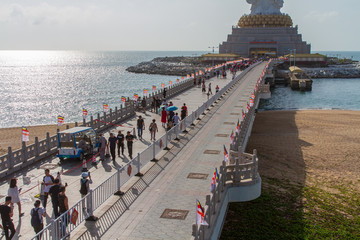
[0,60,274,240]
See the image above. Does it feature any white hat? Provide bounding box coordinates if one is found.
[81,172,89,178]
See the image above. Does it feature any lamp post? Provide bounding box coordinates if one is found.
[208,46,219,67]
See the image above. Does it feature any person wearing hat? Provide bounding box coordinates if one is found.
[80,172,93,218]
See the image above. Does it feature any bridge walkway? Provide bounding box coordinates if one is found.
[72,62,266,240]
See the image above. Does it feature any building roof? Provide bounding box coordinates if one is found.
[202,53,239,58]
[58,127,93,134]
[289,66,303,73]
[284,53,326,58]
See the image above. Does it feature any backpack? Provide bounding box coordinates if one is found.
[31,208,41,227]
[80,180,88,195]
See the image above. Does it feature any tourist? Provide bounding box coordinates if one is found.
[163,88,167,99]
[48,178,61,218]
[161,107,167,127]
[98,133,107,161]
[125,131,135,159]
[181,103,187,120]
[136,97,141,111]
[216,85,220,93]
[78,136,90,154]
[116,130,125,156]
[208,83,212,95]
[168,101,173,107]
[141,97,147,113]
[30,200,45,239]
[173,113,180,125]
[156,97,161,112]
[0,196,15,240]
[42,169,55,211]
[137,116,145,140]
[107,133,117,161]
[168,111,175,123]
[7,178,23,217]
[151,97,156,112]
[202,82,206,93]
[58,186,69,238]
[149,119,158,141]
[80,172,92,218]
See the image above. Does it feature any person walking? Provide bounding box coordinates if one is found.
[215,85,220,93]
[98,133,107,161]
[107,133,117,161]
[149,119,158,141]
[7,178,23,217]
[48,178,61,218]
[42,169,55,212]
[58,186,69,238]
[80,172,93,218]
[0,196,15,240]
[116,130,125,156]
[137,116,145,140]
[141,97,147,113]
[181,103,188,120]
[161,107,167,127]
[30,200,45,239]
[163,88,167,99]
[125,131,135,159]
[208,83,212,95]
[173,113,180,125]
[151,97,156,112]
[202,82,206,93]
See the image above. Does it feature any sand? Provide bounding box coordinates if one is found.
[0,123,75,156]
[246,110,360,191]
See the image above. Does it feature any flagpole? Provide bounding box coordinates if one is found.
[195,199,198,240]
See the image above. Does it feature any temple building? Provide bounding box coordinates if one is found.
[219,0,311,58]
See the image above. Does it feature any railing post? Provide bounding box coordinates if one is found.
[252,149,258,180]
[22,141,27,163]
[51,219,57,239]
[83,117,86,126]
[151,142,158,162]
[85,189,98,221]
[90,115,94,129]
[114,167,124,195]
[46,132,51,152]
[206,195,211,228]
[174,124,180,141]
[191,111,195,126]
[164,131,170,150]
[8,147,13,170]
[35,137,39,157]
[109,108,113,123]
[135,153,143,177]
[97,113,101,129]
[115,107,118,121]
[75,121,78,127]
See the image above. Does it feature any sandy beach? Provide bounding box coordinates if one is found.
[246,110,360,189]
[0,123,75,156]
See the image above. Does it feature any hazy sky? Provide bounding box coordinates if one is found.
[1,0,359,51]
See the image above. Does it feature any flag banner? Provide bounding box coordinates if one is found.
[176,79,180,83]
[70,209,79,225]
[236,119,240,133]
[181,76,184,80]
[224,145,229,163]
[242,110,246,120]
[143,89,148,96]
[161,83,165,89]
[196,200,209,226]
[230,130,234,145]
[22,126,29,142]
[133,94,138,101]
[186,74,190,78]
[169,81,173,86]
[246,102,250,112]
[58,115,64,126]
[82,108,88,119]
[215,168,219,181]
[210,175,216,192]
[191,73,195,78]
[152,85,156,91]
[103,103,109,113]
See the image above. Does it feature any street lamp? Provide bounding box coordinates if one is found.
[208,46,219,67]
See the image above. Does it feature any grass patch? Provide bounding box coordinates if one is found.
[220,177,360,240]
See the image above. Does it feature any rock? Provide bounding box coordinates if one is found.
[126,56,211,76]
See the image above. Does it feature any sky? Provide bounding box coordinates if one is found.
[0,0,359,51]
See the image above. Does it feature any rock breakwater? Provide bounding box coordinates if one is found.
[126,56,210,76]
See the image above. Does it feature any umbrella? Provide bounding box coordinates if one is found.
[167,106,178,111]
[158,105,165,114]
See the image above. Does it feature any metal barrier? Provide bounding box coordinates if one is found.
[31,61,264,240]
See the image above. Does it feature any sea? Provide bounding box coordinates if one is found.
[0,51,359,128]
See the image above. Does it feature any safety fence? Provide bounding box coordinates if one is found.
[31,61,262,240]
[192,60,272,240]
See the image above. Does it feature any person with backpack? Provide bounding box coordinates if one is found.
[42,169,55,211]
[0,196,15,240]
[80,172,93,218]
[30,200,45,239]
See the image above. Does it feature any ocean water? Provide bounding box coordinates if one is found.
[259,51,360,111]
[1,51,359,128]
[0,51,206,128]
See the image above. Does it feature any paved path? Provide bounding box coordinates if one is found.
[72,62,266,240]
[0,68,242,239]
